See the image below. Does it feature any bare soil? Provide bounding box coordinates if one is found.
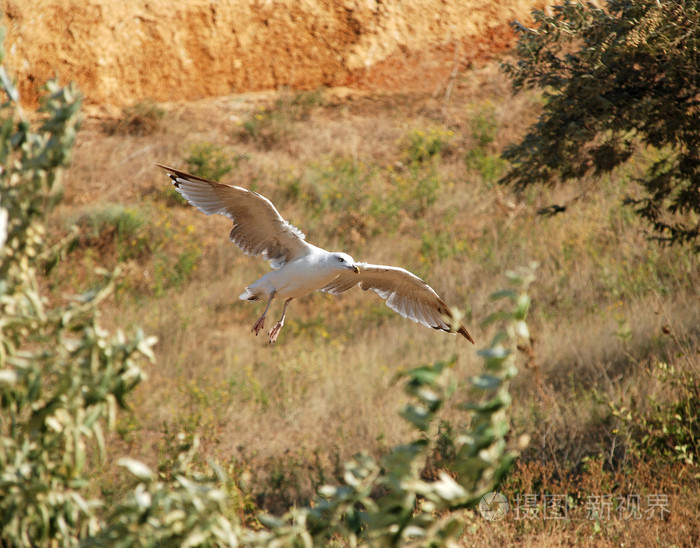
[2,0,543,107]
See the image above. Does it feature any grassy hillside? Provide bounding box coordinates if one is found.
[49,61,698,545]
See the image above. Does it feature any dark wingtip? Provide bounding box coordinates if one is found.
[155,163,221,184]
[458,325,475,344]
[437,299,475,344]
[155,163,180,187]
[155,162,175,175]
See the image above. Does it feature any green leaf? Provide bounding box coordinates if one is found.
[400,404,431,431]
[258,513,286,529]
[0,369,17,384]
[514,293,531,320]
[0,66,18,103]
[117,458,154,482]
[477,346,509,360]
[489,289,517,301]
[480,310,511,327]
[470,375,502,390]
[459,397,506,413]
[405,366,441,386]
[504,270,524,284]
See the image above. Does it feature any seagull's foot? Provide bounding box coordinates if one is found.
[268,320,285,344]
[251,315,266,336]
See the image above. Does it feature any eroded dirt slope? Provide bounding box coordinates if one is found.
[3,0,543,107]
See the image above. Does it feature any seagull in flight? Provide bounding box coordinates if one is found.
[157,165,474,344]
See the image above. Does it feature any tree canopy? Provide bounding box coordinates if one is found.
[502,0,699,249]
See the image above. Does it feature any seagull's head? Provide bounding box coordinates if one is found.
[332,252,360,274]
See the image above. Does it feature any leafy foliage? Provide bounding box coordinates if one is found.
[0,36,155,546]
[102,99,164,136]
[464,103,507,185]
[502,0,700,248]
[611,361,699,467]
[84,445,244,548]
[78,204,152,261]
[185,142,248,182]
[285,157,401,244]
[401,128,454,164]
[240,89,324,148]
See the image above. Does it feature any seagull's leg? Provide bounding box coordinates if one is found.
[268,298,293,344]
[252,291,275,336]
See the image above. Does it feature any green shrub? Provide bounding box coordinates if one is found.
[464,102,507,184]
[78,204,151,261]
[465,149,508,185]
[185,142,247,181]
[502,0,700,248]
[240,88,324,148]
[468,101,498,149]
[420,227,466,262]
[612,361,699,466]
[287,157,401,242]
[102,98,164,136]
[389,164,442,217]
[402,127,455,165]
[0,37,155,546]
[152,245,202,297]
[71,202,202,296]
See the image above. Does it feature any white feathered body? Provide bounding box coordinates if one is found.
[239,246,345,300]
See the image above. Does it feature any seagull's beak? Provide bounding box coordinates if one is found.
[352,265,360,274]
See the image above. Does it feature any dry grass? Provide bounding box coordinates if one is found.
[49,60,699,542]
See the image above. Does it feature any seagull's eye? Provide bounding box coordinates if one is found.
[338,256,345,263]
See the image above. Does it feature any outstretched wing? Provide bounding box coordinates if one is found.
[321,263,474,343]
[157,164,311,268]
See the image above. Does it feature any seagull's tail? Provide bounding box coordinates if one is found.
[239,288,261,301]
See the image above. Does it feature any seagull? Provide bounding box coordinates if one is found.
[157,164,474,344]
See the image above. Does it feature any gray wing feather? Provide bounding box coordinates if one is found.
[157,164,309,268]
[321,264,474,342]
